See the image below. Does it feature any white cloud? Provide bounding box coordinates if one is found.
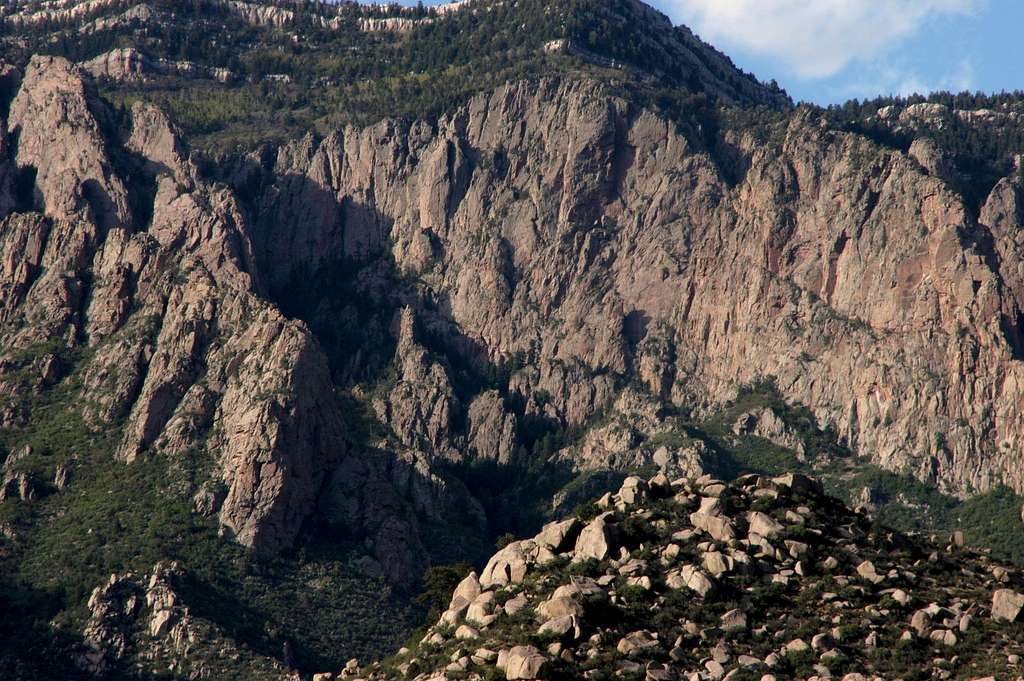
[660,0,982,79]
[832,57,975,100]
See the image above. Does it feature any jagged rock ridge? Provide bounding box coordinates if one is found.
[0,0,1023,676]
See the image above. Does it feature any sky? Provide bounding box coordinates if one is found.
[656,0,1024,104]
[390,0,1024,105]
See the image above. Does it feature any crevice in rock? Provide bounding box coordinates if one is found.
[109,145,159,233]
[822,230,848,305]
[623,309,649,345]
[13,163,38,213]
[609,107,636,200]
[1000,312,1024,361]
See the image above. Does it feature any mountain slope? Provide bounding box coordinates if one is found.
[0,0,789,152]
[0,0,1023,678]
[0,54,441,677]
[245,75,1024,500]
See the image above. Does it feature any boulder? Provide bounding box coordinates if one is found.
[552,577,602,600]
[452,571,482,606]
[504,593,529,616]
[472,648,499,664]
[929,629,957,647]
[537,615,580,640]
[573,513,615,562]
[747,511,785,538]
[481,542,531,587]
[676,565,714,597]
[447,656,470,673]
[772,474,823,497]
[992,589,1024,622]
[618,476,649,505]
[910,609,930,636]
[811,633,831,651]
[537,595,584,620]
[504,645,547,680]
[617,630,660,656]
[705,659,725,679]
[702,482,728,497]
[534,517,581,553]
[856,560,884,585]
[785,540,809,558]
[784,638,810,655]
[466,591,498,624]
[699,496,722,516]
[689,512,736,542]
[703,551,733,577]
[455,624,480,640]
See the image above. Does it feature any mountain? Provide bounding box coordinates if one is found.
[0,0,1023,678]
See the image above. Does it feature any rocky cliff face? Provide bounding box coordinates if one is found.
[2,40,1023,579]
[82,47,236,84]
[253,77,1024,500]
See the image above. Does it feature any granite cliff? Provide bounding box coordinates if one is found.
[0,55,456,582]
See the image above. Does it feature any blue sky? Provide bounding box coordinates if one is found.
[384,0,1024,105]
[655,0,1024,104]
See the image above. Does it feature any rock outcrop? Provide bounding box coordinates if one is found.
[79,562,294,678]
[733,407,807,459]
[992,588,1024,623]
[366,473,1024,681]
[82,47,236,84]
[374,307,460,461]
[8,55,131,229]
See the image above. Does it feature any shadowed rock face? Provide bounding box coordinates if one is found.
[0,55,423,571]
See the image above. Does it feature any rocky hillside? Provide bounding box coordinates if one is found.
[0,0,1023,678]
[362,473,1024,681]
